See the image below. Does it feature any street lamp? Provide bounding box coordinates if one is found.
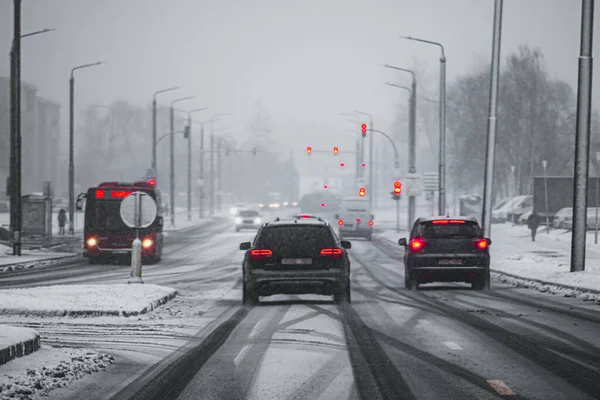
[151,86,180,173]
[68,61,105,236]
[209,113,231,216]
[542,160,550,233]
[400,35,447,215]
[174,107,208,221]
[168,96,195,226]
[9,26,56,255]
[384,64,418,226]
[353,110,374,210]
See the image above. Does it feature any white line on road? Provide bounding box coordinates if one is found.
[443,341,463,350]
[487,379,516,396]
[234,344,252,367]
[249,310,272,339]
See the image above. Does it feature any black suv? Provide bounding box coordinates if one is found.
[398,217,491,290]
[239,218,352,305]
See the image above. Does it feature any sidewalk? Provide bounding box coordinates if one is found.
[0,324,40,366]
[0,244,79,272]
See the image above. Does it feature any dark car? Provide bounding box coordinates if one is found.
[235,209,263,232]
[398,217,491,290]
[239,218,352,305]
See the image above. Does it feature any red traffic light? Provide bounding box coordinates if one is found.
[358,187,366,197]
[393,180,402,194]
[333,146,339,155]
[362,163,366,167]
[306,146,312,154]
[340,163,345,167]
[361,124,367,133]
[324,185,328,189]
[147,178,156,187]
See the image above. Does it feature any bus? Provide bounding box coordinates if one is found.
[76,180,164,264]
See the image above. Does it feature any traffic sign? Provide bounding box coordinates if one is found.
[403,173,423,196]
[423,172,439,192]
[120,191,157,229]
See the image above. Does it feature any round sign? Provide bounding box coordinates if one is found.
[120,191,158,229]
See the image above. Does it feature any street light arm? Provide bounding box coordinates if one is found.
[171,96,195,107]
[399,36,446,59]
[71,61,104,78]
[383,64,415,81]
[21,28,56,39]
[368,129,400,168]
[156,130,185,145]
[153,86,180,99]
[385,82,411,93]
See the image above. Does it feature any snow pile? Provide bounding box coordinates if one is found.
[0,284,178,317]
[0,325,39,352]
[0,252,78,273]
[0,347,113,400]
[0,245,10,255]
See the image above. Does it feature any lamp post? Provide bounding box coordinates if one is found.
[542,160,550,233]
[9,23,55,256]
[400,35,447,215]
[353,110,374,210]
[68,61,104,236]
[174,108,208,221]
[595,152,600,244]
[384,64,417,226]
[338,112,363,178]
[169,96,195,226]
[151,87,180,174]
[209,113,231,216]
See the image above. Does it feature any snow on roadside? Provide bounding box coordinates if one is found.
[0,284,178,317]
[0,325,38,352]
[0,346,114,400]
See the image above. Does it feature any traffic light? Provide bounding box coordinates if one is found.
[358,187,366,197]
[183,125,190,139]
[361,124,367,138]
[393,181,402,194]
[306,146,312,155]
[333,146,339,155]
[324,185,328,189]
[362,163,366,167]
[340,163,345,167]
[147,178,157,187]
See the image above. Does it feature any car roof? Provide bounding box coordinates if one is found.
[264,217,329,227]
[416,216,479,223]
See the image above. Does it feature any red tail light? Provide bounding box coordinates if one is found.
[432,220,465,224]
[338,220,344,225]
[409,238,427,251]
[474,239,489,250]
[368,220,374,226]
[250,249,273,260]
[320,248,343,257]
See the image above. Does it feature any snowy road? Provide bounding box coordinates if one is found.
[3,219,600,399]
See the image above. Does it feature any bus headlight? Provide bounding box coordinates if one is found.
[254,217,261,224]
[87,237,97,247]
[234,217,242,224]
[142,239,153,248]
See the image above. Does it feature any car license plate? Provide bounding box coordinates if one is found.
[438,259,463,265]
[112,249,129,254]
[243,220,253,224]
[281,258,312,265]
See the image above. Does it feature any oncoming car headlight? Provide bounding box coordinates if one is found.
[235,217,242,224]
[142,239,153,248]
[254,217,261,224]
[87,237,97,247]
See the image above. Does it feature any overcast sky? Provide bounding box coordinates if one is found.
[0,0,591,174]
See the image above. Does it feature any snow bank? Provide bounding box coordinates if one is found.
[0,251,79,273]
[0,325,40,366]
[0,284,178,317]
[0,347,113,400]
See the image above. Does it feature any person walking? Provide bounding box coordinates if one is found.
[527,212,541,242]
[58,208,68,235]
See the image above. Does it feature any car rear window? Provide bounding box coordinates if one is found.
[239,210,259,217]
[417,221,481,238]
[256,226,335,253]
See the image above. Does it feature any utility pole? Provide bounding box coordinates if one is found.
[151,86,180,175]
[187,115,192,222]
[10,0,21,255]
[199,123,205,218]
[217,137,222,212]
[209,132,215,216]
[169,96,194,226]
[481,0,504,240]
[354,111,374,210]
[571,0,595,273]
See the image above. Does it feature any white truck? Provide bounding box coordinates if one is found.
[334,196,375,241]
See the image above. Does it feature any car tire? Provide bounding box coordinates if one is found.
[406,272,419,290]
[473,270,491,290]
[242,282,259,306]
[334,281,351,304]
[88,257,101,265]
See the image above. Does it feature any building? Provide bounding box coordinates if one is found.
[0,76,61,198]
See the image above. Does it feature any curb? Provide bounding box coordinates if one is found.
[0,331,41,366]
[0,254,82,273]
[0,290,178,318]
[490,269,600,299]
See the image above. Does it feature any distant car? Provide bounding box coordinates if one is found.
[398,217,491,290]
[235,210,263,232]
[239,218,352,305]
[291,214,321,220]
[230,203,247,216]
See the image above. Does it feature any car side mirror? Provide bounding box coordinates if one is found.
[398,238,407,247]
[334,214,339,220]
[239,241,251,250]
[157,216,164,227]
[485,238,492,246]
[340,240,351,249]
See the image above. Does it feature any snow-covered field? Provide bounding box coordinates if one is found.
[0,284,178,317]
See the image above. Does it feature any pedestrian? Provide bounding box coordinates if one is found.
[527,212,541,242]
[58,208,68,235]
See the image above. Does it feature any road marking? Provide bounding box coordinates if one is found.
[443,341,462,350]
[487,380,516,395]
[249,312,272,338]
[233,344,252,367]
